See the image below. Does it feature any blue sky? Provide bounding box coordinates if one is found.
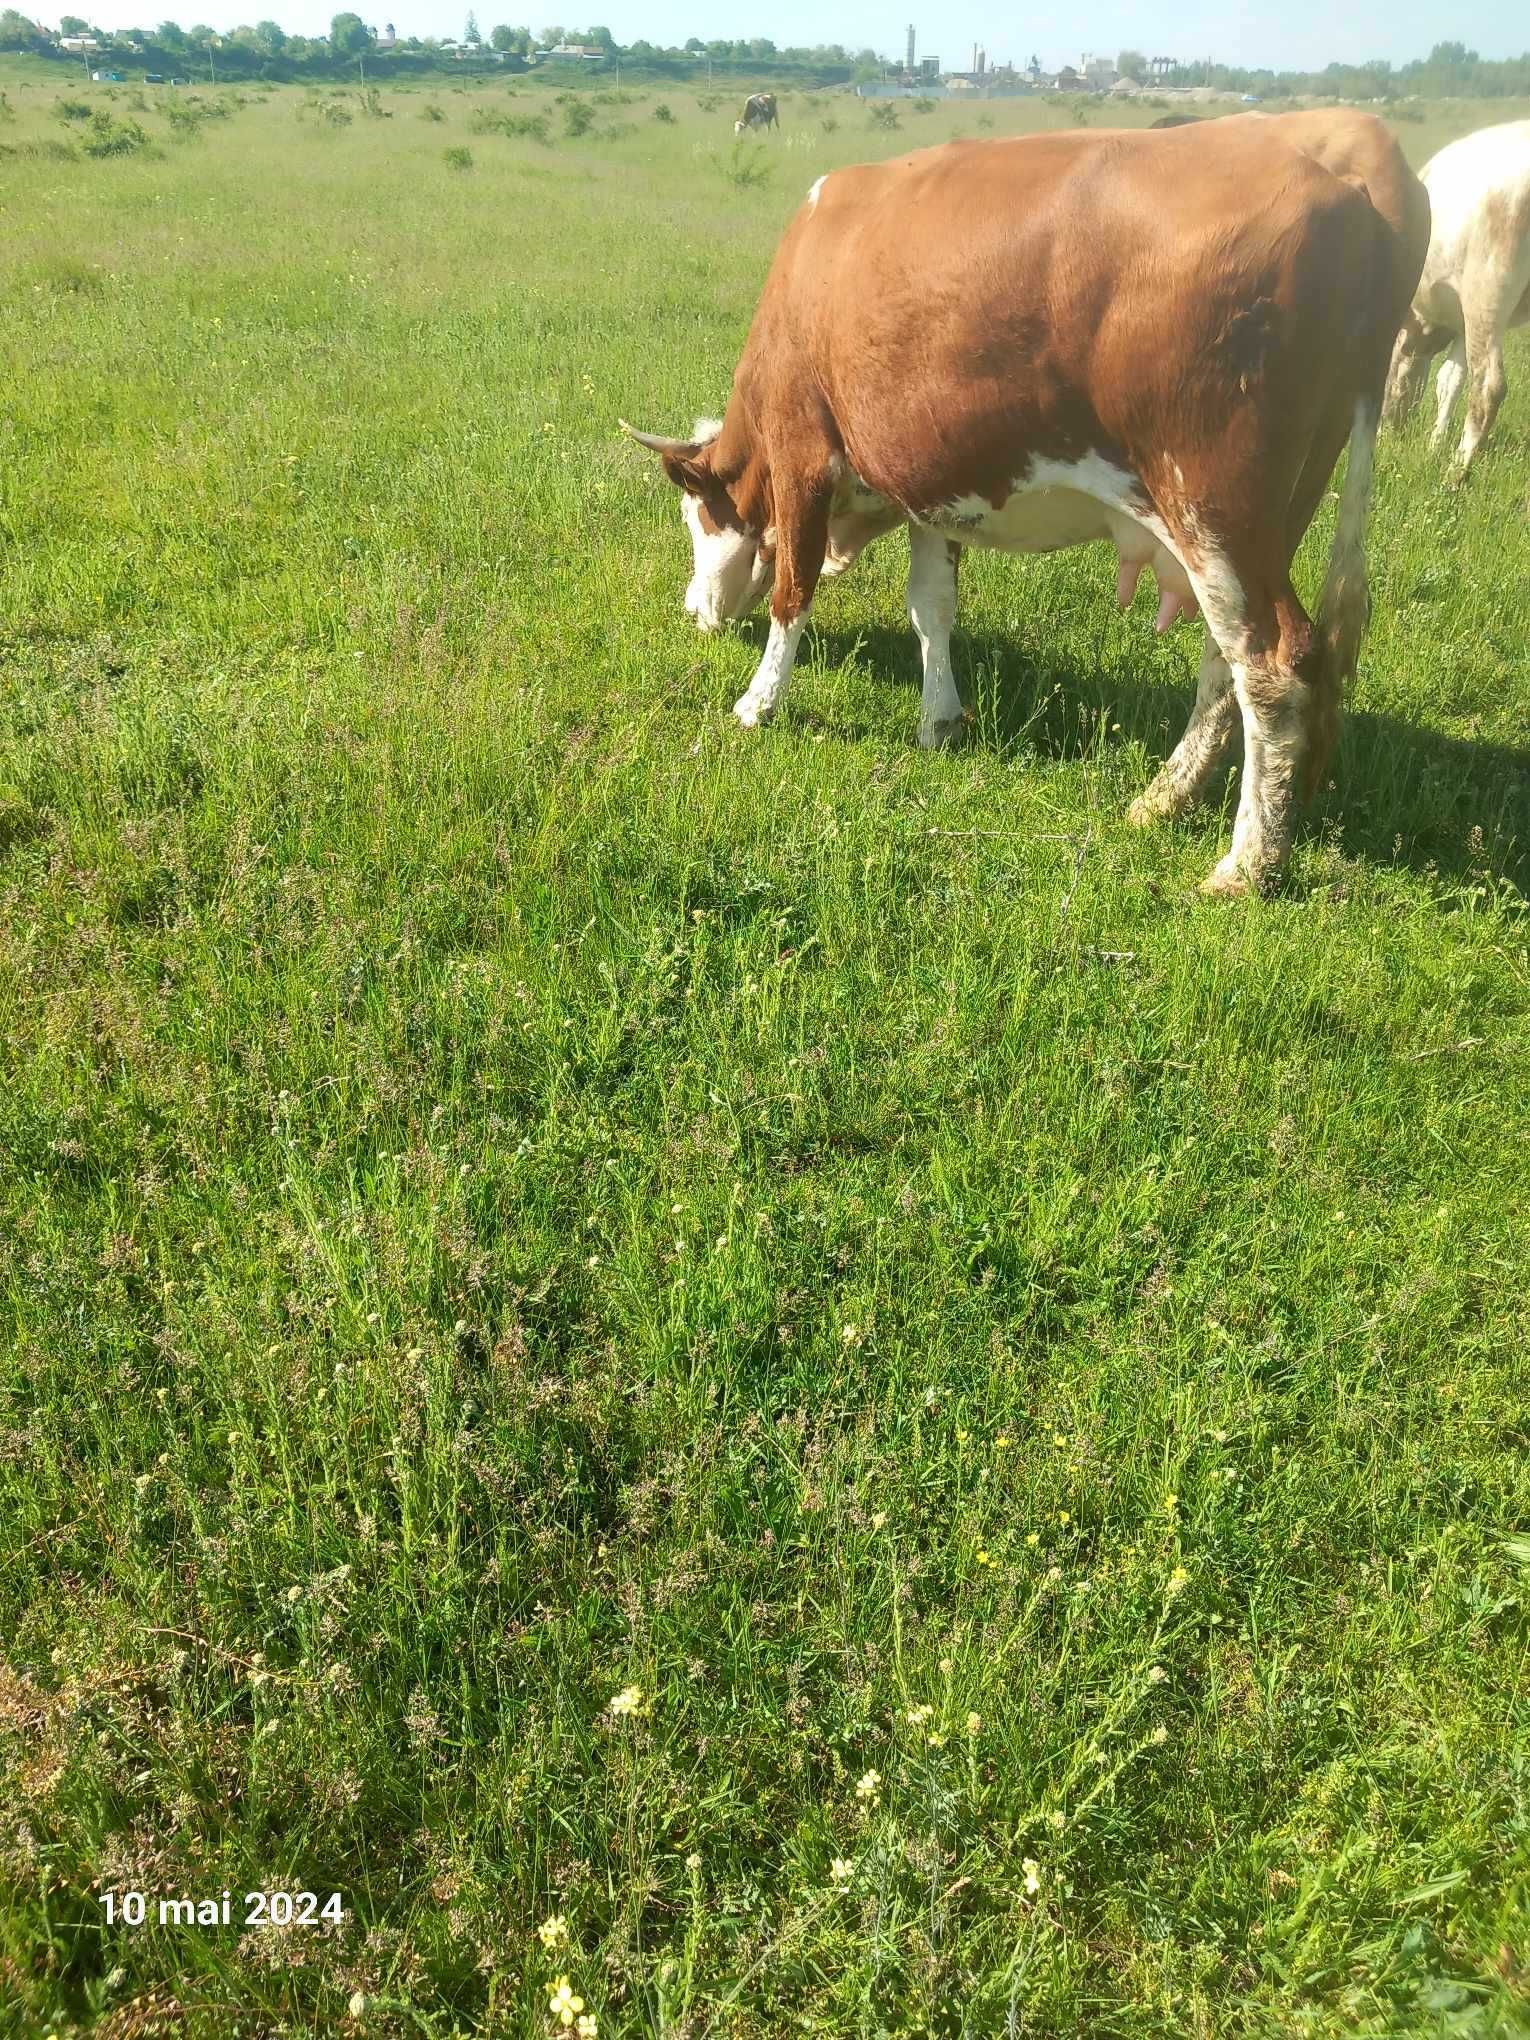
[78,0,1525,72]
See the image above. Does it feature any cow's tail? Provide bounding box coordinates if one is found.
[1307,394,1378,795]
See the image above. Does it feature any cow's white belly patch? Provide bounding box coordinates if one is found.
[913,455,1201,630]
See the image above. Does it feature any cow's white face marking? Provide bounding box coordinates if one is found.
[680,492,773,631]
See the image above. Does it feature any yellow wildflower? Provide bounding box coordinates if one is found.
[549,1977,585,2027]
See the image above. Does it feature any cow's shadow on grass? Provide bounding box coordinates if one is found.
[785,619,1530,893]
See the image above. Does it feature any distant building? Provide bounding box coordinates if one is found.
[58,34,101,50]
[376,21,396,46]
[546,42,604,61]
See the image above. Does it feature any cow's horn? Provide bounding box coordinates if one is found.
[619,420,696,455]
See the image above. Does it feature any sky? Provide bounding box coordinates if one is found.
[73,0,1527,74]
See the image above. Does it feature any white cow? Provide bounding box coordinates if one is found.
[1386,120,1530,473]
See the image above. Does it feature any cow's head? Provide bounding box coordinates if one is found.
[734,117,746,134]
[622,418,775,630]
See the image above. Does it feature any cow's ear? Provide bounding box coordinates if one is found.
[660,448,711,495]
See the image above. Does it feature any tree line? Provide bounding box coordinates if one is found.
[1,13,1526,98]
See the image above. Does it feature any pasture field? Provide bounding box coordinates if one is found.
[2,70,1530,2037]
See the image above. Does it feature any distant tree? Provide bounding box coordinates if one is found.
[0,7,44,46]
[463,9,481,43]
[538,23,563,45]
[1117,48,1147,81]
[329,8,369,52]
[157,18,188,47]
[58,12,90,30]
[683,34,701,50]
[584,22,615,51]
[489,21,514,46]
[252,17,286,52]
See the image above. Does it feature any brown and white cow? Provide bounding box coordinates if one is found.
[625,112,1427,894]
[1385,119,1530,474]
[734,92,778,135]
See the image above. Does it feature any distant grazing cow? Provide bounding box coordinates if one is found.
[1149,113,1200,129]
[624,113,1426,895]
[734,93,778,136]
[1385,120,1530,474]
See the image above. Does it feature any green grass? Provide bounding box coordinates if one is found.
[2,76,1529,2039]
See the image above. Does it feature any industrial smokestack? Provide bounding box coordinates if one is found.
[906,22,915,71]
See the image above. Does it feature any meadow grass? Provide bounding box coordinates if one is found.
[1,69,1529,2037]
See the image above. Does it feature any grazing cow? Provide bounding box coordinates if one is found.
[1384,120,1530,474]
[624,112,1427,894]
[734,92,778,135]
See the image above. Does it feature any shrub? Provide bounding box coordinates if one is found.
[819,114,838,134]
[505,112,550,142]
[911,94,936,113]
[0,91,15,122]
[444,144,473,169]
[977,111,996,129]
[420,102,446,121]
[54,98,91,123]
[868,101,900,129]
[360,88,391,119]
[653,102,674,123]
[722,138,771,187]
[82,112,151,158]
[562,100,594,137]
[697,93,719,111]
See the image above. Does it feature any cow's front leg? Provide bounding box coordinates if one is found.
[733,614,807,728]
[733,474,830,731]
[908,525,964,749]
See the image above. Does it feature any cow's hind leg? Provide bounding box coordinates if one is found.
[1182,564,1319,897]
[1202,654,1312,896]
[1383,316,1432,425]
[907,525,965,748]
[1457,312,1508,474]
[1431,338,1467,447]
[733,474,830,731]
[1128,628,1238,824]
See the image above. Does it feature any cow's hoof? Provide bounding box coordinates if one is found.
[1200,861,1252,899]
[918,715,968,751]
[733,696,771,730]
[1127,791,1170,828]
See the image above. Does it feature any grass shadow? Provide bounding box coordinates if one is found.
[800,621,1529,892]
